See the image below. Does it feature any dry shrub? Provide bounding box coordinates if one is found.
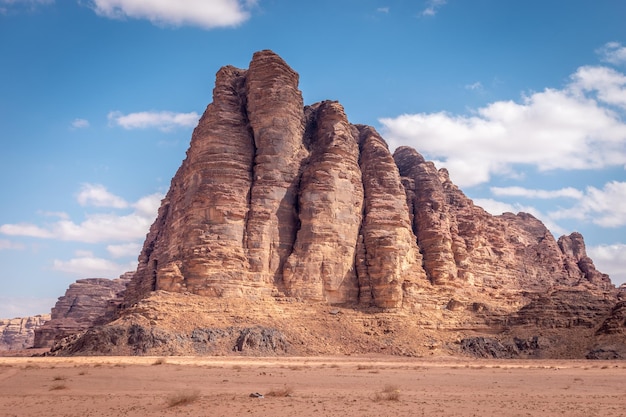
[166,390,201,408]
[374,384,400,402]
[152,357,167,366]
[266,385,294,397]
[357,364,374,371]
[52,375,67,381]
[50,383,67,391]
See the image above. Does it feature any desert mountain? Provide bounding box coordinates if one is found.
[0,315,49,352]
[45,50,625,359]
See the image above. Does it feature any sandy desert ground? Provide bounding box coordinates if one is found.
[0,355,624,417]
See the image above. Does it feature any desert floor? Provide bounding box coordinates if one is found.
[0,356,624,417]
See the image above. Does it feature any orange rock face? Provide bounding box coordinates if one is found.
[124,50,613,312]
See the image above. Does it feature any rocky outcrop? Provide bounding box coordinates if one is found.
[0,315,49,350]
[34,273,131,348]
[126,51,433,309]
[49,50,620,358]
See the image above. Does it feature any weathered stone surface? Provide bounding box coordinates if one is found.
[283,101,363,303]
[0,315,49,350]
[124,51,431,309]
[49,50,621,359]
[394,147,459,285]
[357,127,427,308]
[34,273,131,348]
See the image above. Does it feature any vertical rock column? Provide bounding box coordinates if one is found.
[394,146,458,285]
[357,128,427,308]
[128,65,257,301]
[283,101,363,303]
[558,232,613,290]
[244,50,307,287]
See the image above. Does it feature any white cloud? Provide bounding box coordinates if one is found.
[380,65,626,187]
[421,0,446,16]
[587,243,626,286]
[571,65,626,110]
[38,211,70,220]
[0,223,53,239]
[52,254,136,278]
[70,118,90,129]
[108,110,199,132]
[132,192,163,217]
[0,0,52,13]
[490,186,584,200]
[89,0,256,29]
[77,183,128,208]
[107,242,141,258]
[0,188,163,243]
[597,42,626,66]
[377,7,389,13]
[0,239,25,250]
[465,81,483,91]
[549,181,626,228]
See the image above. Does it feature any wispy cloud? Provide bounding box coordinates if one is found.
[421,0,446,16]
[89,0,257,29]
[0,185,163,243]
[380,65,626,187]
[465,81,483,91]
[107,242,141,258]
[70,118,90,129]
[490,186,584,200]
[0,296,57,319]
[597,42,626,66]
[52,251,136,278]
[587,243,626,286]
[0,239,26,250]
[549,181,626,228]
[0,223,53,239]
[376,7,389,13]
[108,110,199,131]
[0,0,53,14]
[77,183,128,209]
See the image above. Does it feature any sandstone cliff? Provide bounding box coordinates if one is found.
[50,50,621,359]
[125,50,611,309]
[0,314,49,351]
[34,273,132,348]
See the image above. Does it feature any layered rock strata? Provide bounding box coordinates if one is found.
[0,315,49,350]
[123,50,613,315]
[34,273,131,348]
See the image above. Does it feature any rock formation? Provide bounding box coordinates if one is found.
[34,273,132,348]
[125,50,611,309]
[0,315,49,351]
[49,50,622,359]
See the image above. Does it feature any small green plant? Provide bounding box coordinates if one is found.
[166,390,201,408]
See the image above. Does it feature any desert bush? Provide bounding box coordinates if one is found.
[266,385,294,397]
[49,383,67,391]
[374,384,400,402]
[152,357,167,366]
[166,390,201,407]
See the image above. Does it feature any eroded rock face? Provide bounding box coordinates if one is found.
[122,49,614,315]
[34,273,131,348]
[0,315,49,350]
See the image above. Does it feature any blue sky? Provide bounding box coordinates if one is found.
[1,0,625,318]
